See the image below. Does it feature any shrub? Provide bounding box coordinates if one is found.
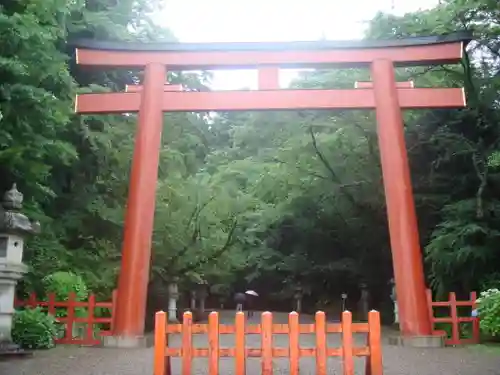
[42,271,90,338]
[42,271,88,301]
[11,308,58,349]
[43,271,88,320]
[477,288,500,337]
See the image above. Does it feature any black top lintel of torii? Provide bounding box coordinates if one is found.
[70,31,473,53]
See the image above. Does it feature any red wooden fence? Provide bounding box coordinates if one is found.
[14,290,117,346]
[154,310,383,375]
[426,289,480,346]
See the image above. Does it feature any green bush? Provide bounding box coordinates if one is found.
[41,271,92,340]
[42,271,88,301]
[42,271,88,322]
[12,308,58,349]
[477,288,500,337]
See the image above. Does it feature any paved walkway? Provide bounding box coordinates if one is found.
[2,312,499,375]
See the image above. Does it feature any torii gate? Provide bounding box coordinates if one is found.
[74,32,471,347]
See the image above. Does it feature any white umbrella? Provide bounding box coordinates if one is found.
[245,290,259,297]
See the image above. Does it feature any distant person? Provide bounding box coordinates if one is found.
[245,290,259,318]
[246,295,254,318]
[234,292,246,312]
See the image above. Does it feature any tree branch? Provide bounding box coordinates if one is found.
[308,126,341,183]
[351,121,379,164]
[308,126,359,207]
[271,157,329,180]
[177,218,238,275]
[166,196,215,267]
[307,126,387,228]
[472,152,488,219]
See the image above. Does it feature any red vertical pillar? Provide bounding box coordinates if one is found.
[113,63,166,338]
[371,59,432,337]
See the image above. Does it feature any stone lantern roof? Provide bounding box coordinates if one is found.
[0,184,40,235]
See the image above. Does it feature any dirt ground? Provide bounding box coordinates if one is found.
[2,312,499,375]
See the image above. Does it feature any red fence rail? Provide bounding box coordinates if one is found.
[426,289,480,346]
[14,290,117,346]
[154,310,383,375]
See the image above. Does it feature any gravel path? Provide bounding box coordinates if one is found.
[2,312,499,375]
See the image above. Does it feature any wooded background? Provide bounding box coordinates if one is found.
[2,0,500,323]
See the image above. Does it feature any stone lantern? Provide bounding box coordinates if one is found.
[167,278,179,322]
[0,184,40,354]
[341,292,348,311]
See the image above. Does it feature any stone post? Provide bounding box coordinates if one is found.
[190,290,197,311]
[358,283,369,321]
[390,278,399,324]
[196,281,208,314]
[0,184,40,354]
[167,280,179,323]
[293,285,303,313]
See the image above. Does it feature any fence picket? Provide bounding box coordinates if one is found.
[208,312,219,375]
[111,289,117,333]
[47,293,56,316]
[28,292,37,307]
[367,311,383,375]
[182,311,193,375]
[341,311,354,375]
[235,312,246,375]
[261,312,273,375]
[315,311,327,375]
[470,292,480,343]
[154,311,167,375]
[288,312,300,375]
[449,292,460,345]
[85,294,96,343]
[63,292,76,343]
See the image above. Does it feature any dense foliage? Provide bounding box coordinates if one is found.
[43,271,88,301]
[11,308,58,349]
[477,288,500,338]
[2,0,500,320]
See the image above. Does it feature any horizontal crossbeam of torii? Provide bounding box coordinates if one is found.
[72,31,472,348]
[75,87,465,113]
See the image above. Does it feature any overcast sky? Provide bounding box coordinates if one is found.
[153,0,440,89]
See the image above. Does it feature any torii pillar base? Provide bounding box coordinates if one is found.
[102,335,151,349]
[388,333,445,348]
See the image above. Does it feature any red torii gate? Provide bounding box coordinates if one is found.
[73,32,471,346]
